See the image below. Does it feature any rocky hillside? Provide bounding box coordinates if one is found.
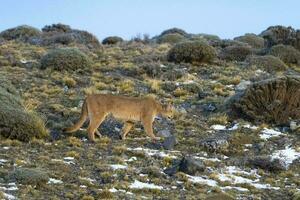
[0,24,299,200]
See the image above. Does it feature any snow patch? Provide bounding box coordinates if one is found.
[48,178,63,184]
[129,180,163,190]
[272,146,300,168]
[110,164,127,170]
[186,175,218,187]
[260,128,283,140]
[210,124,226,131]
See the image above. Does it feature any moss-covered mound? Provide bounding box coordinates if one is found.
[8,168,49,186]
[102,36,124,45]
[167,41,216,64]
[234,33,265,49]
[246,55,288,72]
[160,28,187,36]
[269,44,300,65]
[157,33,185,44]
[70,30,101,49]
[0,25,41,41]
[230,76,300,124]
[0,79,48,141]
[40,48,92,71]
[221,45,253,61]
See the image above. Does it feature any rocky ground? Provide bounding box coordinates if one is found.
[0,24,299,200]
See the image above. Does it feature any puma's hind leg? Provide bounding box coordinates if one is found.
[121,121,134,140]
[87,113,106,142]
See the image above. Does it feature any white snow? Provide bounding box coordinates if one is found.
[228,123,239,130]
[0,159,8,164]
[48,178,63,184]
[3,193,16,200]
[63,157,75,160]
[3,147,10,150]
[110,164,127,170]
[242,124,258,130]
[186,175,218,187]
[221,186,249,192]
[126,157,137,162]
[210,124,227,131]
[272,146,300,168]
[193,156,221,162]
[79,177,96,183]
[127,147,178,159]
[260,128,283,140]
[129,180,163,190]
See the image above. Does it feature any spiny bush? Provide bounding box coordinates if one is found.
[221,45,253,61]
[190,34,221,46]
[8,168,49,186]
[0,25,41,41]
[42,23,72,33]
[269,44,300,65]
[40,48,92,71]
[234,33,265,49]
[167,41,217,64]
[246,55,288,72]
[160,28,187,36]
[70,30,101,49]
[0,79,48,141]
[102,36,124,45]
[157,33,185,44]
[230,76,300,125]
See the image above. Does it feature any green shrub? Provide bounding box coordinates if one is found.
[246,55,288,72]
[102,36,124,45]
[0,25,41,41]
[269,44,300,65]
[234,33,265,49]
[190,34,221,46]
[160,28,187,36]
[40,48,92,71]
[157,33,185,44]
[42,23,72,33]
[221,45,253,61]
[0,79,48,141]
[167,41,217,64]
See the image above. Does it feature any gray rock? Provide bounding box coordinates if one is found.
[157,129,172,138]
[200,132,229,152]
[162,135,177,150]
[236,80,251,91]
[164,156,205,176]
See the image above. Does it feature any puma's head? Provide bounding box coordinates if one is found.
[160,103,174,119]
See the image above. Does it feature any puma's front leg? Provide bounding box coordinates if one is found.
[142,117,160,141]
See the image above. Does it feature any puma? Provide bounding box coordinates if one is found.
[63,94,174,142]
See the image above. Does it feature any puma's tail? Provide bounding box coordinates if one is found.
[63,99,88,133]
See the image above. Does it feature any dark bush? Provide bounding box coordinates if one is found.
[160,28,187,36]
[167,41,217,64]
[70,30,101,49]
[230,76,300,124]
[260,25,296,48]
[42,23,72,33]
[221,45,253,61]
[190,34,221,46]
[0,25,41,41]
[102,36,124,45]
[0,79,48,141]
[42,33,75,45]
[269,44,300,65]
[40,48,92,71]
[157,33,185,44]
[246,55,288,72]
[234,33,265,49]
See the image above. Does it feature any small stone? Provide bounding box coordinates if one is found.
[162,136,177,150]
[248,156,286,172]
[235,80,251,91]
[157,129,172,138]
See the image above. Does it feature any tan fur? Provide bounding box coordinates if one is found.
[64,94,174,142]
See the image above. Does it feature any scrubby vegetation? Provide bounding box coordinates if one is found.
[0,25,41,41]
[157,33,185,44]
[269,44,300,65]
[234,33,265,49]
[0,24,299,199]
[221,45,253,61]
[246,55,288,72]
[40,48,92,71]
[102,36,124,45]
[167,41,217,64]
